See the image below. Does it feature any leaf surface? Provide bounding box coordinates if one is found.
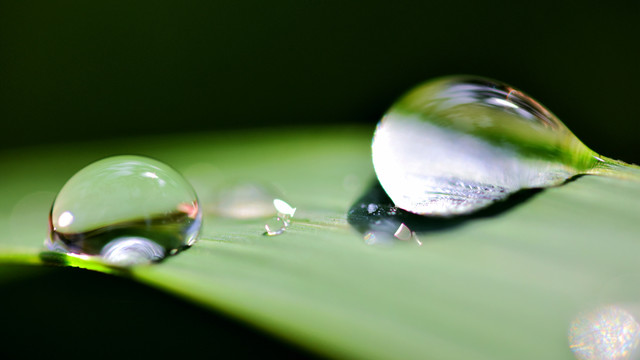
[1,126,639,359]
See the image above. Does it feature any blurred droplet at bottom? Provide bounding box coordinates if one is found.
[569,305,640,360]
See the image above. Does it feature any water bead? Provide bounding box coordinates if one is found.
[264,217,288,236]
[46,155,202,266]
[372,75,638,216]
[264,199,296,236]
[214,182,278,219]
[394,223,422,246]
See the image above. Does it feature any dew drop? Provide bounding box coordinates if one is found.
[367,203,379,214]
[264,217,287,236]
[393,223,412,241]
[46,155,202,266]
[393,223,422,245]
[372,75,640,216]
[263,199,295,236]
[215,182,278,219]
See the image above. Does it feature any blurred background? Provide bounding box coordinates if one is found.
[1,1,638,163]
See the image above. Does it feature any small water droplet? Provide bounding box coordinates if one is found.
[46,155,202,266]
[263,199,295,236]
[264,217,287,236]
[393,223,422,246]
[215,182,279,219]
[367,203,379,214]
[393,223,412,241]
[372,75,640,216]
[569,305,640,360]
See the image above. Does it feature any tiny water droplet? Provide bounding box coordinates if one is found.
[46,155,202,266]
[393,223,422,246]
[263,199,295,236]
[264,217,287,236]
[372,75,640,216]
[393,223,412,241]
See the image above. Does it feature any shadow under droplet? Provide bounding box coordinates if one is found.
[347,179,543,238]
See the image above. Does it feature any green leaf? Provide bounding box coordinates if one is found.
[1,126,639,359]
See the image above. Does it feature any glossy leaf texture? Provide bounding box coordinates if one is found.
[1,127,639,360]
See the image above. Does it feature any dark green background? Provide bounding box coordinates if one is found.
[1,1,638,163]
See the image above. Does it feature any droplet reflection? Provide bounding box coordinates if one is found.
[100,237,166,266]
[569,305,640,360]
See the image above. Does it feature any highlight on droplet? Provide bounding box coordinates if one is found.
[57,211,74,228]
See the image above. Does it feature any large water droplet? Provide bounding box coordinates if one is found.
[372,75,639,216]
[46,155,202,266]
